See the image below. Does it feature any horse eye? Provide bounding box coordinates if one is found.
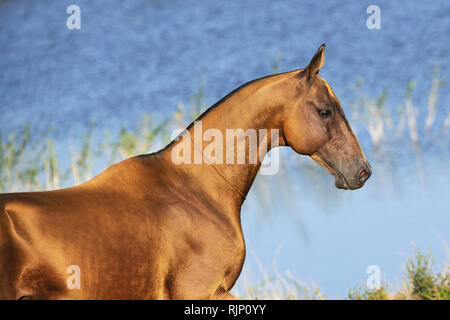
[318,110,331,118]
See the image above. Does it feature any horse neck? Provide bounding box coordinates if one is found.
[163,73,292,208]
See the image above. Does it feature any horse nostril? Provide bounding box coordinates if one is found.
[358,167,371,183]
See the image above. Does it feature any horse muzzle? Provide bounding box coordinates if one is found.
[334,162,372,190]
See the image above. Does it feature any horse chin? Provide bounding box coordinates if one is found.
[334,176,349,190]
[334,175,365,190]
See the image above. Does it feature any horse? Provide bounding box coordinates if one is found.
[0,44,371,299]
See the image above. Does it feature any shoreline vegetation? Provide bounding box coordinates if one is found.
[234,246,449,300]
[1,65,448,193]
[1,68,448,299]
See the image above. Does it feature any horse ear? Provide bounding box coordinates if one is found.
[304,43,325,80]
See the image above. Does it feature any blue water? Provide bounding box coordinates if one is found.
[1,0,449,133]
[1,0,449,298]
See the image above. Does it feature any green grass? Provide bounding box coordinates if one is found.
[232,246,449,300]
[347,247,449,300]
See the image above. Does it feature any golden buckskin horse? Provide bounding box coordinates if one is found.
[0,44,371,299]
